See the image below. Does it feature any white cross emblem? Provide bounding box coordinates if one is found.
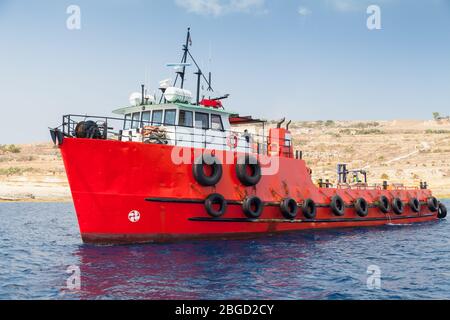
[128,210,141,223]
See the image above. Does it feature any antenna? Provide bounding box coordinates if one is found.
[207,41,213,92]
[195,68,202,105]
[207,72,213,91]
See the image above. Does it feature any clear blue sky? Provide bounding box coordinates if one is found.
[0,0,449,143]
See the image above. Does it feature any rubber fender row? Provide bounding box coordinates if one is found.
[332,195,444,217]
[203,194,447,220]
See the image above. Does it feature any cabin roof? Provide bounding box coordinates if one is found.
[112,103,236,116]
[229,115,267,125]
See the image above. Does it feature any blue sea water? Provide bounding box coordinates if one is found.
[0,200,449,300]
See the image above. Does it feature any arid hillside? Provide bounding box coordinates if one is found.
[0,143,68,201]
[1,119,449,201]
[288,119,450,197]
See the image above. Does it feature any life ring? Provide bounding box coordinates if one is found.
[192,154,223,186]
[427,197,439,212]
[438,203,447,219]
[205,193,227,218]
[331,195,345,216]
[242,196,264,219]
[409,197,421,213]
[302,198,316,219]
[280,198,298,220]
[235,155,262,186]
[392,198,404,215]
[226,134,239,149]
[355,198,369,217]
[378,195,390,214]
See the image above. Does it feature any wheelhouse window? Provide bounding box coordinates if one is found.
[124,114,131,130]
[152,110,163,126]
[178,110,193,127]
[211,114,224,131]
[195,112,209,130]
[131,112,141,129]
[141,111,151,127]
[164,109,176,126]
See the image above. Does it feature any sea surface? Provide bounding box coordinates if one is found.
[0,200,449,300]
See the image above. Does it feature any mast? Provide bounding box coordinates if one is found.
[165,28,218,105]
[180,27,191,89]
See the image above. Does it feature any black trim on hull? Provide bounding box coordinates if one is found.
[146,197,242,205]
[146,197,431,209]
[146,197,339,207]
[188,214,436,224]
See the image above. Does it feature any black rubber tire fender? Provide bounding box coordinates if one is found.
[427,197,439,212]
[242,196,264,219]
[355,198,369,217]
[302,198,317,219]
[235,155,262,187]
[409,198,421,213]
[378,195,390,214]
[75,120,101,139]
[280,198,298,220]
[205,193,227,218]
[438,203,447,219]
[192,154,223,187]
[331,195,345,216]
[392,198,404,215]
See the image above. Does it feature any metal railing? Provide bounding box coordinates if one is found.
[334,182,419,191]
[60,114,295,157]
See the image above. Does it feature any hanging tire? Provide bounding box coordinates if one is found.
[378,195,390,214]
[280,198,298,220]
[302,198,317,219]
[392,198,404,215]
[75,121,102,139]
[427,197,439,212]
[242,196,264,219]
[192,154,223,187]
[438,203,447,219]
[205,193,227,218]
[409,197,420,213]
[235,155,262,187]
[331,195,345,216]
[355,198,369,217]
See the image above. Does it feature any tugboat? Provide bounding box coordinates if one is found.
[50,29,447,244]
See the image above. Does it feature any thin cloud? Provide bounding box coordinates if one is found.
[175,0,267,16]
[298,6,312,16]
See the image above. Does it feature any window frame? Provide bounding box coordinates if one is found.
[124,113,131,130]
[131,112,141,129]
[195,112,210,130]
[141,111,151,127]
[178,109,194,128]
[211,114,224,131]
[164,109,177,126]
[152,110,163,126]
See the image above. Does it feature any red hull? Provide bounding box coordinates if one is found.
[60,138,438,244]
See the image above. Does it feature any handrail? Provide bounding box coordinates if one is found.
[61,114,294,157]
[335,182,418,191]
